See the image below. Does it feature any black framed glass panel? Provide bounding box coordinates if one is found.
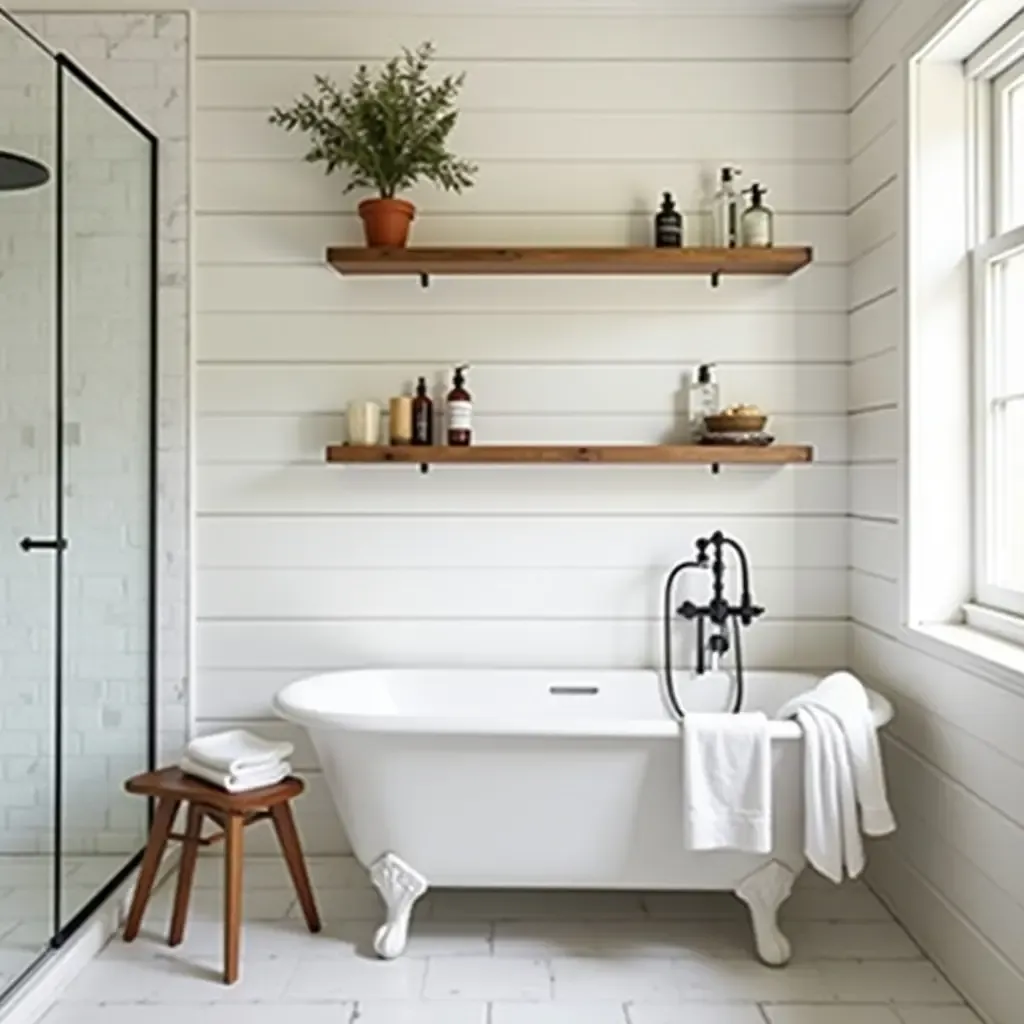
[57,57,157,935]
[0,11,59,998]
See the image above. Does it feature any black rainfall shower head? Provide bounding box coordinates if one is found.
[0,150,50,191]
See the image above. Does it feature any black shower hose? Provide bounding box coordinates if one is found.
[662,561,746,720]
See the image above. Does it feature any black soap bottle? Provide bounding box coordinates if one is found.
[411,376,434,445]
[654,192,683,248]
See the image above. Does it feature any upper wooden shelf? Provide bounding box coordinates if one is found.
[325,444,813,474]
[325,246,813,286]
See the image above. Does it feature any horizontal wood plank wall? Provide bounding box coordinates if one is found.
[849,2,1024,1020]
[195,11,849,854]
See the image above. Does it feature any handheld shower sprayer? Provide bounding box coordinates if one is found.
[662,531,765,720]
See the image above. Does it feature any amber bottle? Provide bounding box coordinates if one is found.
[411,376,434,445]
[446,365,472,446]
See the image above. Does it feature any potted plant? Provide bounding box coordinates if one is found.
[269,42,477,248]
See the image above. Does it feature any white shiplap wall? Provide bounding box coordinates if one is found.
[194,12,850,853]
[849,2,1024,1021]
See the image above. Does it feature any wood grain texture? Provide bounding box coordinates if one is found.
[126,767,305,812]
[325,246,813,279]
[324,443,813,466]
[122,796,180,943]
[271,802,322,934]
[169,804,204,947]
[223,814,244,985]
[200,413,848,464]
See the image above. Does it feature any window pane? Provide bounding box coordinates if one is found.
[995,249,1024,393]
[1009,82,1024,230]
[993,398,1024,593]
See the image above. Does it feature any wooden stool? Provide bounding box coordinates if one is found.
[122,767,321,984]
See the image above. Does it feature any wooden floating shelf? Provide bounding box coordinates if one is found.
[325,444,814,471]
[325,246,813,286]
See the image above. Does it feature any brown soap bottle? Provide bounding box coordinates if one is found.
[411,376,434,445]
[446,364,472,446]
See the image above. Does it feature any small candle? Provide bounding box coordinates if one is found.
[346,401,382,446]
[389,396,413,445]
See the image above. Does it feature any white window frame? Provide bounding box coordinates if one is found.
[900,1,1024,694]
[970,49,1024,622]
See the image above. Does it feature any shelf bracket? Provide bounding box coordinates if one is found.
[419,462,429,475]
[710,271,722,289]
[711,463,721,476]
[419,273,430,289]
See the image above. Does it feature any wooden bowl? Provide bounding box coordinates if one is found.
[704,413,768,434]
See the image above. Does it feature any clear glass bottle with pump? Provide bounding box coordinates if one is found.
[688,363,719,442]
[741,183,774,248]
[713,167,742,248]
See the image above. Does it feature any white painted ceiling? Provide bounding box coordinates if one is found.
[156,0,858,12]
[359,0,860,9]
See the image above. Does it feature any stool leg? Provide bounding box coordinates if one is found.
[169,804,204,947]
[271,802,321,933]
[123,796,180,942]
[223,814,244,985]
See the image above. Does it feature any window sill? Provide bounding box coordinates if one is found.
[903,618,1024,697]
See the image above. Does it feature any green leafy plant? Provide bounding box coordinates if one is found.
[268,42,477,199]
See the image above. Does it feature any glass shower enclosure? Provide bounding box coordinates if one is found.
[0,8,157,999]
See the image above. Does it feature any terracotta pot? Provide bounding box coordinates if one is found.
[358,197,416,247]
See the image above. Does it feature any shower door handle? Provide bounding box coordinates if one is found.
[19,537,68,552]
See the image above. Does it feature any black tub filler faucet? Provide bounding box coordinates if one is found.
[662,531,766,717]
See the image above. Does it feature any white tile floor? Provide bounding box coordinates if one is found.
[35,857,982,1024]
[0,855,128,992]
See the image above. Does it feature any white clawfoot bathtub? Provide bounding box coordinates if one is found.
[274,669,894,964]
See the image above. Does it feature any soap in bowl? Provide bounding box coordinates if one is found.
[704,413,768,434]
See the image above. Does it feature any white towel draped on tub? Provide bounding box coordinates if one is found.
[777,671,896,882]
[683,712,772,854]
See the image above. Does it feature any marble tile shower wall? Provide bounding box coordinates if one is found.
[0,16,57,856]
[0,12,189,854]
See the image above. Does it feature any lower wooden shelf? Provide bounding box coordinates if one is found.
[325,444,813,469]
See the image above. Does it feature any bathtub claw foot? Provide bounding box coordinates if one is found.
[736,861,796,967]
[369,853,428,959]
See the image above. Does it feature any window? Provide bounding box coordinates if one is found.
[902,4,1024,679]
[972,40,1024,623]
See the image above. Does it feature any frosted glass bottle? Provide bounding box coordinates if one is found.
[742,183,775,248]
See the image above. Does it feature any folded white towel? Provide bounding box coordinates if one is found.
[180,755,292,794]
[187,729,293,775]
[777,671,896,882]
[683,712,772,854]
